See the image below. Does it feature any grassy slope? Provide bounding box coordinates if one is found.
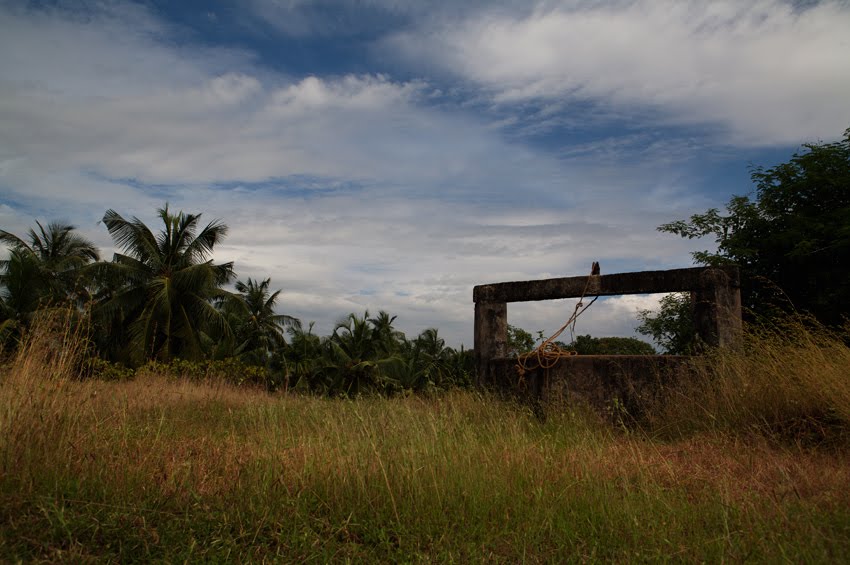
[1,324,849,562]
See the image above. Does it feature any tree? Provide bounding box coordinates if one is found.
[414,327,447,359]
[285,322,324,389]
[658,128,850,327]
[95,205,234,364]
[506,324,535,357]
[368,310,405,355]
[408,327,452,389]
[635,293,696,354]
[443,345,475,388]
[0,248,45,325]
[322,311,405,395]
[0,221,100,341]
[226,277,300,365]
[0,221,100,303]
[569,334,657,355]
[277,315,475,394]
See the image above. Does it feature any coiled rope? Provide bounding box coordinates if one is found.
[515,266,599,378]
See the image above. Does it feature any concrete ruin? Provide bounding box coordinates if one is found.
[473,266,742,416]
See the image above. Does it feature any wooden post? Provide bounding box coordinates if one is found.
[693,268,742,348]
[474,301,507,386]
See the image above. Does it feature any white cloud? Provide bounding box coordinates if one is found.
[386,0,850,145]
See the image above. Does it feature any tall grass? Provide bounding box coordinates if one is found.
[650,317,850,444]
[1,317,849,561]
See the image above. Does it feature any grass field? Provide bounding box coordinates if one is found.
[1,321,849,562]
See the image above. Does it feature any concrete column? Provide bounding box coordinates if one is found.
[474,301,507,386]
[693,268,742,348]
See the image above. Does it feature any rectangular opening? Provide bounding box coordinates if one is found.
[506,293,674,355]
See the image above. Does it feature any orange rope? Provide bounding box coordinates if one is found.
[515,267,599,378]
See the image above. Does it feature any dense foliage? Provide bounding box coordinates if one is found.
[636,293,695,355]
[569,334,656,355]
[640,129,850,351]
[658,128,850,326]
[510,324,656,356]
[506,324,535,357]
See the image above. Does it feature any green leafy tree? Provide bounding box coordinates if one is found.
[94,205,234,364]
[277,312,478,394]
[443,345,475,388]
[281,313,472,395]
[0,248,45,328]
[506,324,535,357]
[636,293,696,354]
[659,128,850,326]
[569,334,656,355]
[408,327,451,389]
[414,327,447,359]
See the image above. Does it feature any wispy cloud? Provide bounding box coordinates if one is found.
[386,0,850,145]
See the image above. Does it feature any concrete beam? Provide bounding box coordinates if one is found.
[473,266,740,303]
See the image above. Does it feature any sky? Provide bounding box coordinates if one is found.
[1,0,849,348]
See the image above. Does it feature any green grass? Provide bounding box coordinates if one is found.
[1,323,849,562]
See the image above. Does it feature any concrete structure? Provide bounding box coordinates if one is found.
[473,266,742,415]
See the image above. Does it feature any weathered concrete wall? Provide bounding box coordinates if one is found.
[692,268,743,349]
[474,301,507,387]
[472,266,741,415]
[490,355,691,421]
[474,266,741,380]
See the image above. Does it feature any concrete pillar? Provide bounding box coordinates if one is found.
[693,268,742,348]
[474,301,507,386]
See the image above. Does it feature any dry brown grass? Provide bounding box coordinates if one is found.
[645,317,850,445]
[1,315,849,561]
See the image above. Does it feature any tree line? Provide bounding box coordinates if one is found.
[0,205,473,393]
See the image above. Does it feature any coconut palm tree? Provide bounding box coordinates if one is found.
[406,327,452,389]
[414,327,448,359]
[226,277,300,365]
[0,249,41,346]
[0,221,100,333]
[368,310,405,355]
[284,322,324,388]
[322,311,406,395]
[1,221,99,268]
[95,204,234,364]
[0,248,45,321]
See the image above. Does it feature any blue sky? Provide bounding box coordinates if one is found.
[1,0,849,346]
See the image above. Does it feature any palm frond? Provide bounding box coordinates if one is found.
[102,209,160,267]
[0,229,32,253]
[184,218,228,264]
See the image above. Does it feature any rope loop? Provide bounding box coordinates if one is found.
[515,265,600,378]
